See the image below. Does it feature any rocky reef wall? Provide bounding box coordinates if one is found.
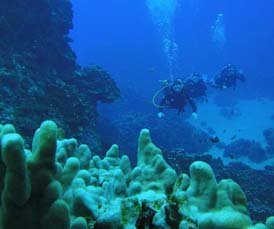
[0,0,120,151]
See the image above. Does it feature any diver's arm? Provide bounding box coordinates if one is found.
[159,90,172,110]
[188,98,197,113]
[157,97,167,118]
[157,111,165,118]
[211,67,224,83]
[237,72,246,82]
[158,107,164,112]
[209,81,219,88]
[189,98,198,119]
[210,65,228,88]
[232,78,237,90]
[158,97,166,112]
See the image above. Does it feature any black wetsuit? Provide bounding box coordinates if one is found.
[183,75,207,99]
[159,87,197,114]
[212,65,246,89]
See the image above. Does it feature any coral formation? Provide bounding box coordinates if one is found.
[166,151,274,223]
[1,121,69,229]
[0,120,273,228]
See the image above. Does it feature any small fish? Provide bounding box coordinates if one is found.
[199,136,220,144]
[230,135,237,140]
[210,135,220,143]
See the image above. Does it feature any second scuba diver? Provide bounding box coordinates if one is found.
[209,64,246,89]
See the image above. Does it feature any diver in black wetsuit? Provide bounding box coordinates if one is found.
[157,79,198,118]
[183,72,208,100]
[210,64,246,89]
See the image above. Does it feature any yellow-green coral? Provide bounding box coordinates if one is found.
[0,121,273,229]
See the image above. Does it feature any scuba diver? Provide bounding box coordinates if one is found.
[154,79,198,118]
[183,72,208,100]
[209,64,246,89]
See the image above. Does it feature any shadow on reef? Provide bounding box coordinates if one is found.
[222,127,274,163]
[97,113,214,165]
[165,150,274,223]
[0,0,120,151]
[0,120,274,229]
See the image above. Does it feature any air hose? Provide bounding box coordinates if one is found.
[152,84,170,108]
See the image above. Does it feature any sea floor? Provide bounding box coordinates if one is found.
[188,97,274,169]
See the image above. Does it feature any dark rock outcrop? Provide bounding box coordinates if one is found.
[264,128,274,156]
[0,0,120,151]
[224,138,267,162]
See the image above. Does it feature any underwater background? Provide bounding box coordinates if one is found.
[0,0,274,228]
[71,0,274,163]
[70,0,274,222]
[71,0,274,98]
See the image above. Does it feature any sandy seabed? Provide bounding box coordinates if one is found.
[188,97,274,169]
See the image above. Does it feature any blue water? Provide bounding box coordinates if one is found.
[71,0,274,99]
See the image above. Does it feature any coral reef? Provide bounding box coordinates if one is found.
[0,121,70,229]
[166,150,274,223]
[0,0,120,151]
[224,138,267,162]
[1,120,273,228]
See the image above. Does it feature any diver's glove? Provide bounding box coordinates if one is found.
[192,112,198,119]
[157,112,165,118]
